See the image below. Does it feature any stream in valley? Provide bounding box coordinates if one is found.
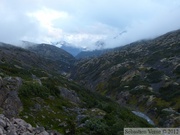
[132,111,155,126]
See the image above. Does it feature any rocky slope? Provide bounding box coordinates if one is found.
[27,43,76,72]
[0,77,22,118]
[0,114,61,135]
[72,29,180,127]
[76,49,112,59]
[0,43,75,75]
[1,29,179,134]
[0,42,151,134]
[59,41,82,56]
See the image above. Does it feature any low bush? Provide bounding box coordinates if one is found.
[19,82,50,98]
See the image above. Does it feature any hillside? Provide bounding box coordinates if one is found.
[0,42,151,134]
[72,29,180,127]
[0,43,74,75]
[76,49,112,59]
[60,42,82,56]
[27,44,76,72]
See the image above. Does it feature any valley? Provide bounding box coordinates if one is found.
[0,29,179,134]
[73,29,180,128]
[0,43,151,135]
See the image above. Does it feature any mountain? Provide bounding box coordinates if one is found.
[75,40,108,59]
[75,31,128,59]
[27,43,76,73]
[21,40,37,48]
[76,49,112,59]
[61,44,82,56]
[52,41,83,56]
[27,43,75,62]
[0,42,151,134]
[60,41,83,56]
[0,42,48,70]
[1,29,180,134]
[72,29,180,127]
[113,30,127,39]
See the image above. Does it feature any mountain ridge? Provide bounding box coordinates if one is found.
[72,29,180,127]
[0,40,152,134]
[0,29,179,134]
[27,43,76,73]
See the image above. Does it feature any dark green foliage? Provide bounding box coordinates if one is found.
[146,70,163,83]
[19,82,50,98]
[159,84,180,100]
[44,83,60,97]
[115,67,129,76]
[107,78,121,93]
[128,75,142,88]
[85,118,108,135]
[145,51,162,65]
[177,108,180,113]
[18,76,152,135]
[130,89,154,95]
[100,103,114,113]
[42,81,60,97]
[174,65,180,75]
[0,63,31,79]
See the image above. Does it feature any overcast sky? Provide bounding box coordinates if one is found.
[0,0,180,49]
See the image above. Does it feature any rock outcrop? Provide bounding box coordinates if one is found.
[73,29,180,127]
[0,114,61,135]
[59,87,81,104]
[0,77,22,118]
[0,76,62,135]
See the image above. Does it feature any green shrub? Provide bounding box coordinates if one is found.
[43,82,60,97]
[159,84,180,100]
[146,70,163,83]
[19,82,50,98]
[85,118,108,135]
[174,65,180,75]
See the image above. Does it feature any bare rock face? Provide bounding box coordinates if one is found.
[0,77,22,118]
[116,91,131,105]
[0,77,62,134]
[59,87,81,104]
[0,114,62,135]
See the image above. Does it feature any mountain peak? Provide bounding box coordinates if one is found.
[52,41,84,56]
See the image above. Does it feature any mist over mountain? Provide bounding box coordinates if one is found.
[52,41,84,56]
[76,49,112,59]
[0,28,180,134]
[0,37,153,134]
[1,0,180,133]
[1,0,180,50]
[73,29,180,128]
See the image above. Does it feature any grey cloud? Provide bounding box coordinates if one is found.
[0,12,39,44]
[0,0,41,44]
[0,0,180,49]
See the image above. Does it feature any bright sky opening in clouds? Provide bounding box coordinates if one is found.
[28,8,69,29]
[0,0,180,49]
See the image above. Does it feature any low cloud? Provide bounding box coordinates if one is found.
[104,4,180,48]
[0,0,180,49]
